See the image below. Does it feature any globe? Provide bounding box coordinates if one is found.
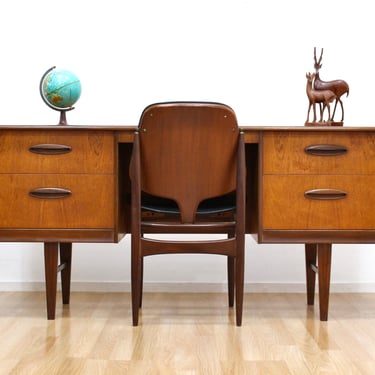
[41,67,82,110]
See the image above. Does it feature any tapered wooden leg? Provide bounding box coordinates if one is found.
[318,243,332,321]
[235,240,245,326]
[60,242,72,305]
[131,241,142,326]
[44,242,59,320]
[227,231,235,308]
[139,257,143,308]
[227,256,235,307]
[305,244,318,305]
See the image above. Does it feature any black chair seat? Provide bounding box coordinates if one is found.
[141,192,236,215]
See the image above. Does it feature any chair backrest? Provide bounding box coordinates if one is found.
[137,102,239,223]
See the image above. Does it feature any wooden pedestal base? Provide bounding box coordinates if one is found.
[305,121,343,127]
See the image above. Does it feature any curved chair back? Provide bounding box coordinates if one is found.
[138,102,239,223]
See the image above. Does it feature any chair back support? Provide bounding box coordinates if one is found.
[138,102,239,223]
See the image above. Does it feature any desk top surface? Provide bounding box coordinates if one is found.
[1,125,375,131]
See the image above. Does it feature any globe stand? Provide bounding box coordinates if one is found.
[59,110,68,126]
[57,108,74,126]
[39,66,76,126]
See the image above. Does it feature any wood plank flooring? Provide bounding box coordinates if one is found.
[0,292,375,374]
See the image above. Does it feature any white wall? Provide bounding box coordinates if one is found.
[1,0,375,291]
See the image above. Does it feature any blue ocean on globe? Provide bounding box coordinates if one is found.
[42,69,81,109]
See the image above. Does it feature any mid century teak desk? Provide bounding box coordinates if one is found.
[1,125,374,321]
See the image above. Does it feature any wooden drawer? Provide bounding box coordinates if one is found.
[263,131,375,174]
[0,174,114,228]
[0,130,114,173]
[262,175,375,230]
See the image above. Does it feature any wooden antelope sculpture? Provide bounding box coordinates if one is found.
[314,47,349,122]
[306,72,335,123]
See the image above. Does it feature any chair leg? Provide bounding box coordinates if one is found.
[235,244,245,326]
[227,256,235,307]
[131,242,142,326]
[139,257,144,308]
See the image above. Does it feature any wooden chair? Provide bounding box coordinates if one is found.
[130,102,246,326]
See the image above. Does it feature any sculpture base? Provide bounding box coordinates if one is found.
[305,121,343,127]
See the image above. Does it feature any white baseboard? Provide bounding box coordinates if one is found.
[1,281,375,293]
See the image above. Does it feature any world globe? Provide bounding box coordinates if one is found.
[40,66,82,125]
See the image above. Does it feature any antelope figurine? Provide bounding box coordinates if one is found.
[314,47,349,122]
[306,72,335,123]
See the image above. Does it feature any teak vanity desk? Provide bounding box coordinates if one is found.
[0,124,374,321]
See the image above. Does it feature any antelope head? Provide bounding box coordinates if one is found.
[314,47,323,73]
[306,72,315,82]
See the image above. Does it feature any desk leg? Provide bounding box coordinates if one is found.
[305,243,332,321]
[44,242,59,320]
[318,243,332,321]
[60,243,72,305]
[305,244,317,305]
[44,242,73,319]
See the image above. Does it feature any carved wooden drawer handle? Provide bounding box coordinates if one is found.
[304,189,347,200]
[304,144,348,156]
[29,144,72,155]
[29,188,72,199]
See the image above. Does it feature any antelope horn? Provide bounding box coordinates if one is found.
[318,48,323,64]
[314,47,324,65]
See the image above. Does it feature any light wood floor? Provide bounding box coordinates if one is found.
[0,292,375,374]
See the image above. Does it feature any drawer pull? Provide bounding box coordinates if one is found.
[304,144,347,156]
[29,144,72,155]
[29,188,72,199]
[304,189,347,200]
